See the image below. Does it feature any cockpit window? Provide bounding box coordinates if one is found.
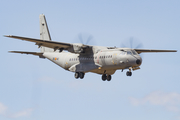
[131,50,138,55]
[127,51,132,55]
[120,51,126,55]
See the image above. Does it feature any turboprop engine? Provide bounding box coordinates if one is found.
[68,43,85,54]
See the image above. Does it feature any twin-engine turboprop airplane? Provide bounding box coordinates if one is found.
[5,14,177,81]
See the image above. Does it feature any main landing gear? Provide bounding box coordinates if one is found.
[102,74,112,81]
[75,72,85,79]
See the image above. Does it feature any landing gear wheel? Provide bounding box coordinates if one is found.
[75,72,79,79]
[79,72,85,79]
[107,75,112,81]
[126,71,132,76]
[102,74,107,81]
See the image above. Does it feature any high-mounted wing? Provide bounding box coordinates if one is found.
[134,49,177,54]
[5,35,72,51]
[5,35,92,54]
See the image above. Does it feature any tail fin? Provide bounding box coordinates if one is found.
[39,14,53,52]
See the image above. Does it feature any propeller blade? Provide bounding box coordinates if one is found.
[135,43,143,49]
[85,35,93,45]
[78,34,84,44]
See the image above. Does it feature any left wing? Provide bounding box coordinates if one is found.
[134,49,177,54]
[5,35,72,50]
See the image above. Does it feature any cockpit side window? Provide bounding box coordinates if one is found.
[127,51,132,55]
[120,51,126,55]
[131,50,138,55]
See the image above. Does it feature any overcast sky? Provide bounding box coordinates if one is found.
[0,0,180,120]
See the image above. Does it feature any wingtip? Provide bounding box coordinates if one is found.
[8,51,14,53]
[4,35,12,37]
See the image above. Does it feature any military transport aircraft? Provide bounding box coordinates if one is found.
[5,14,177,81]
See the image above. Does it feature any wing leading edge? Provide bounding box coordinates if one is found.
[134,49,177,54]
[5,35,72,51]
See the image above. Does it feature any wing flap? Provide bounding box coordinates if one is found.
[5,35,72,50]
[134,49,177,54]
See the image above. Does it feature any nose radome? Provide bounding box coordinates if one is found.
[136,59,141,65]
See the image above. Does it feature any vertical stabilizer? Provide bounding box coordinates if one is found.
[39,14,53,52]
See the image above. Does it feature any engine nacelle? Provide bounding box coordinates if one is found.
[68,43,84,53]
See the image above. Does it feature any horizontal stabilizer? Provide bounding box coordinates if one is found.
[134,49,177,54]
[9,51,45,58]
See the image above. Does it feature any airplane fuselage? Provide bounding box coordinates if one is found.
[43,49,142,75]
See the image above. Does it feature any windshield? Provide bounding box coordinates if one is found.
[127,51,132,55]
[131,50,138,55]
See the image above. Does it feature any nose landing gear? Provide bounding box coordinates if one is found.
[126,68,132,76]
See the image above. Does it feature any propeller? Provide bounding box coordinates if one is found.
[121,37,143,49]
[77,33,95,45]
[120,37,144,58]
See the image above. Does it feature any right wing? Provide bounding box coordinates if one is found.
[5,35,93,53]
[5,35,72,51]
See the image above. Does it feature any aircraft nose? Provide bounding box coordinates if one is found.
[136,56,142,66]
[136,59,141,65]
